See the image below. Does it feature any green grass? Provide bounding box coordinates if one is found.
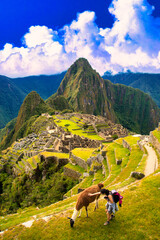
[72,148,96,161]
[27,157,37,169]
[123,135,140,146]
[93,169,104,184]
[109,145,144,189]
[65,163,85,174]
[40,151,69,159]
[1,173,160,240]
[152,129,160,142]
[103,143,129,187]
[54,117,104,140]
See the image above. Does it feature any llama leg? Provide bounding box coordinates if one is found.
[78,209,82,218]
[85,206,88,217]
[94,199,98,211]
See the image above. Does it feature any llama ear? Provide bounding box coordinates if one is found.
[98,183,104,189]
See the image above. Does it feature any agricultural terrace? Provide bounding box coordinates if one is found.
[53,115,104,140]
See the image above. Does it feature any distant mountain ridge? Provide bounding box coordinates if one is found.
[0,75,26,129]
[0,73,65,128]
[103,72,160,107]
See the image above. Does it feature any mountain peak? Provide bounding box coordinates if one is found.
[14,91,50,133]
[57,58,115,119]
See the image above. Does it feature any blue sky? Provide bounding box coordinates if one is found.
[0,0,160,77]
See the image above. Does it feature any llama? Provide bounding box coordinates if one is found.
[68,183,104,227]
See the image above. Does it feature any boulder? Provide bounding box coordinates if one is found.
[96,154,103,163]
[87,156,96,167]
[116,159,122,165]
[131,171,145,179]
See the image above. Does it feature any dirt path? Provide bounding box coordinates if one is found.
[144,144,158,176]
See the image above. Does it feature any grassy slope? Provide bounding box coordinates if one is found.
[1,172,160,240]
[1,135,160,239]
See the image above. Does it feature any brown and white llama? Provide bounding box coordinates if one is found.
[68,183,104,227]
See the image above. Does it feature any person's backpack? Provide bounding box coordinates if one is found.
[111,190,123,206]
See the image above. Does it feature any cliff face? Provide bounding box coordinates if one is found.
[104,80,160,134]
[57,58,116,121]
[56,58,160,134]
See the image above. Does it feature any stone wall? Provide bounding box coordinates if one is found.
[24,151,39,158]
[122,139,131,151]
[63,167,82,180]
[71,154,88,170]
[114,149,122,165]
[149,132,160,155]
[137,140,145,152]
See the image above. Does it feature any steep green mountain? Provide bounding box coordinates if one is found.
[57,58,116,120]
[14,91,52,133]
[0,118,17,143]
[0,76,26,129]
[0,91,54,149]
[54,58,160,134]
[103,72,160,107]
[46,95,73,112]
[104,80,160,134]
[0,73,64,129]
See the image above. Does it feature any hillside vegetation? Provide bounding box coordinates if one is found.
[103,72,160,107]
[0,73,65,128]
[0,130,160,239]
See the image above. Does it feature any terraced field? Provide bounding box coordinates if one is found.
[0,133,160,239]
[0,130,160,239]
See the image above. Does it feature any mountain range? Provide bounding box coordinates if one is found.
[0,73,65,128]
[1,64,160,130]
[1,57,160,151]
[103,72,160,107]
[1,61,160,131]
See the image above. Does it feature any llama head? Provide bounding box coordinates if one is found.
[98,183,104,189]
[67,217,74,227]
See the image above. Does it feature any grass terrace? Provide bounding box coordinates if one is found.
[152,129,160,142]
[103,143,129,186]
[71,148,96,161]
[64,163,85,174]
[110,145,144,189]
[40,151,69,159]
[53,116,104,140]
[123,135,140,146]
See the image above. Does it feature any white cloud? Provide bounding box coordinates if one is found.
[0,0,160,77]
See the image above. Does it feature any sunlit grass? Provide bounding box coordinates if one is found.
[109,145,144,189]
[72,148,96,161]
[65,163,85,174]
[123,135,140,146]
[152,129,160,142]
[54,117,104,140]
[40,151,69,159]
[2,174,160,240]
